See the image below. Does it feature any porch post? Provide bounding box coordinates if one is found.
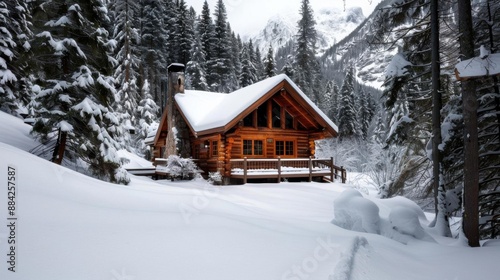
[330,157,334,182]
[277,157,281,183]
[308,156,313,182]
[341,166,346,183]
[243,157,247,184]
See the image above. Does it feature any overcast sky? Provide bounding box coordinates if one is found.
[185,0,382,36]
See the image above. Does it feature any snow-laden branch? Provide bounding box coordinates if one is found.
[455,47,500,80]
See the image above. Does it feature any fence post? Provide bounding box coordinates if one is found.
[243,157,247,184]
[308,156,313,182]
[330,157,334,182]
[277,157,281,183]
[341,166,346,183]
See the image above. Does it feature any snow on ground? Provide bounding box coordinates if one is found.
[0,111,499,279]
[0,112,41,152]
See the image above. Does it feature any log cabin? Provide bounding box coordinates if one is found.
[147,64,344,183]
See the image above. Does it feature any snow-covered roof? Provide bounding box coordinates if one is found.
[175,74,338,136]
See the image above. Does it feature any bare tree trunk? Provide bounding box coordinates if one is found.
[458,0,480,247]
[51,129,67,165]
[431,0,451,236]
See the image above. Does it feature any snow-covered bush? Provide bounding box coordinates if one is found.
[166,155,199,180]
[332,189,380,234]
[315,138,371,173]
[332,189,436,244]
[208,171,223,185]
[382,206,435,244]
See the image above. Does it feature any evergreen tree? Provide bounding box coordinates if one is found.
[224,22,238,91]
[209,0,232,92]
[263,44,277,78]
[0,0,32,114]
[111,0,141,148]
[142,0,168,105]
[185,34,208,90]
[321,80,339,123]
[230,32,242,85]
[175,0,195,66]
[281,54,295,78]
[136,79,159,156]
[358,87,372,140]
[293,0,320,101]
[337,67,361,139]
[472,0,500,196]
[0,1,19,113]
[239,44,257,87]
[197,0,215,87]
[331,81,340,122]
[164,0,179,63]
[253,45,264,80]
[31,0,129,184]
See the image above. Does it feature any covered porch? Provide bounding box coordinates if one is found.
[230,157,346,184]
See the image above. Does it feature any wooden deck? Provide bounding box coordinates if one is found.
[126,157,346,184]
[230,157,346,184]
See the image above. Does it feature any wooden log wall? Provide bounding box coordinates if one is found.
[225,128,315,160]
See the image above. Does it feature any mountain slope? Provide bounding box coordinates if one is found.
[321,0,396,89]
[252,7,365,55]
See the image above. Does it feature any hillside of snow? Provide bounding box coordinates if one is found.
[0,110,498,279]
[322,0,396,89]
[252,7,365,55]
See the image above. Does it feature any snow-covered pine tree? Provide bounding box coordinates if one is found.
[185,33,208,91]
[197,0,216,88]
[230,32,242,86]
[263,44,277,78]
[224,22,239,91]
[239,43,257,88]
[472,0,500,195]
[321,80,338,123]
[337,66,361,139]
[31,0,129,184]
[372,0,468,237]
[253,45,264,81]
[0,1,19,114]
[293,0,321,102]
[208,0,232,92]
[175,0,194,66]
[135,79,159,156]
[281,54,295,79]
[141,0,168,105]
[110,0,141,148]
[358,87,372,140]
[164,0,179,63]
[0,0,32,114]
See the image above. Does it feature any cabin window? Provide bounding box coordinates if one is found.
[243,140,252,155]
[257,104,268,127]
[243,112,254,127]
[254,140,263,155]
[275,140,294,156]
[212,141,218,157]
[272,101,281,128]
[243,139,264,156]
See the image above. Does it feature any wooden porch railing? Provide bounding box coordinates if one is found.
[230,157,346,184]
